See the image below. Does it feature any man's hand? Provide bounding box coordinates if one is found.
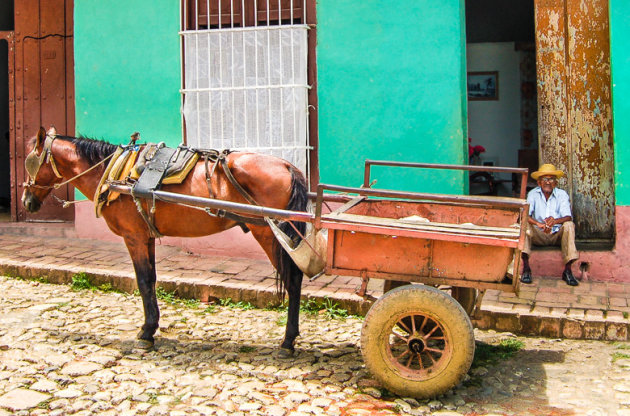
[543,217,555,234]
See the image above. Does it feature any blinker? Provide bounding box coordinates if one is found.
[24,135,61,184]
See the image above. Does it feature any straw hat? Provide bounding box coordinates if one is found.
[531,163,564,180]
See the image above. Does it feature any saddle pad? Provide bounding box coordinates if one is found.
[106,149,139,203]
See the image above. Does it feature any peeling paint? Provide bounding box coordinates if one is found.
[535,0,614,240]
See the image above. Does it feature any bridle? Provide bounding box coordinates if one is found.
[24,133,63,189]
[24,133,117,191]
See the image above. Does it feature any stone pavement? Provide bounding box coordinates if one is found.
[3,275,630,416]
[0,222,628,341]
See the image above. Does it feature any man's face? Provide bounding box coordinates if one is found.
[538,175,557,193]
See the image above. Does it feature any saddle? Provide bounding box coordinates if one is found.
[94,143,199,217]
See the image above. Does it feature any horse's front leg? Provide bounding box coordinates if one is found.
[124,236,159,349]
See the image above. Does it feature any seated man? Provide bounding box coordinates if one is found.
[521,164,579,286]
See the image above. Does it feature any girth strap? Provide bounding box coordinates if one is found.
[131,144,177,238]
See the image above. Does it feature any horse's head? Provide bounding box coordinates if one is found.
[22,126,64,213]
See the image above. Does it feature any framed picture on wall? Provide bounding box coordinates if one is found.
[467,71,499,100]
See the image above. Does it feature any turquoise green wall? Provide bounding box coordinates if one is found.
[610,0,630,205]
[316,1,468,193]
[74,0,181,144]
[74,0,181,199]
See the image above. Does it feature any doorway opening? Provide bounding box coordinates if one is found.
[465,0,537,197]
[0,0,13,221]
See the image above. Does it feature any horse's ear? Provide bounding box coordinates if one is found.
[47,125,57,137]
[36,127,46,147]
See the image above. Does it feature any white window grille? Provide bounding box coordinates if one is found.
[180,1,310,173]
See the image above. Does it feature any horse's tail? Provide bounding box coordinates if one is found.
[273,165,308,297]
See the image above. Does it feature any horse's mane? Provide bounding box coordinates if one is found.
[57,135,119,165]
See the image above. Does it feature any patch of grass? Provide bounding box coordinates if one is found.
[37,276,50,284]
[623,312,629,319]
[612,352,630,362]
[269,297,353,321]
[300,297,349,320]
[264,301,288,312]
[71,272,94,291]
[472,338,525,368]
[155,286,200,309]
[239,345,256,353]
[464,338,525,388]
[71,273,121,294]
[155,286,176,303]
[219,297,255,310]
[612,343,630,363]
[5,271,23,280]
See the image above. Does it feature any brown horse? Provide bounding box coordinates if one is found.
[22,127,307,355]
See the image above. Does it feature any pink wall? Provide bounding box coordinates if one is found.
[529,206,630,282]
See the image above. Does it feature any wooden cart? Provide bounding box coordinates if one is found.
[311,161,529,397]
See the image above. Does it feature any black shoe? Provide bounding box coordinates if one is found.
[562,270,579,286]
[520,270,532,284]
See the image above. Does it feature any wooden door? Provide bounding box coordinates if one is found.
[535,0,614,242]
[13,0,74,222]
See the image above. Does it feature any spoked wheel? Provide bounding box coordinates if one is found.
[382,280,479,317]
[361,285,475,398]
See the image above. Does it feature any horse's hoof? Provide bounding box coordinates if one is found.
[276,347,295,359]
[135,339,154,350]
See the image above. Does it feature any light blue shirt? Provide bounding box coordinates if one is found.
[527,186,572,233]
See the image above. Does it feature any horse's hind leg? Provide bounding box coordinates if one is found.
[124,236,159,348]
[280,268,303,354]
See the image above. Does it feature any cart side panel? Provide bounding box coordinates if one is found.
[328,229,513,283]
[431,240,512,281]
[328,230,432,277]
[345,200,520,228]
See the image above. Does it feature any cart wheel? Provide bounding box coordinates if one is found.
[361,285,475,398]
[382,281,478,317]
[448,287,478,316]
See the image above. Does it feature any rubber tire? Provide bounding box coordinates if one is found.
[383,280,478,317]
[361,285,475,398]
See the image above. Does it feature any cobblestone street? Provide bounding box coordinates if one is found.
[1,275,630,416]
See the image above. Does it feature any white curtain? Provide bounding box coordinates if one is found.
[182,26,309,172]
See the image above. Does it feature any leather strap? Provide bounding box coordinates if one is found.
[220,154,258,205]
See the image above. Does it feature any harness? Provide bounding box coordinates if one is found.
[111,143,268,238]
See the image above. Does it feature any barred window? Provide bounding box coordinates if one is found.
[181,0,312,174]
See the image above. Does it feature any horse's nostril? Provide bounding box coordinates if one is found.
[23,195,41,213]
